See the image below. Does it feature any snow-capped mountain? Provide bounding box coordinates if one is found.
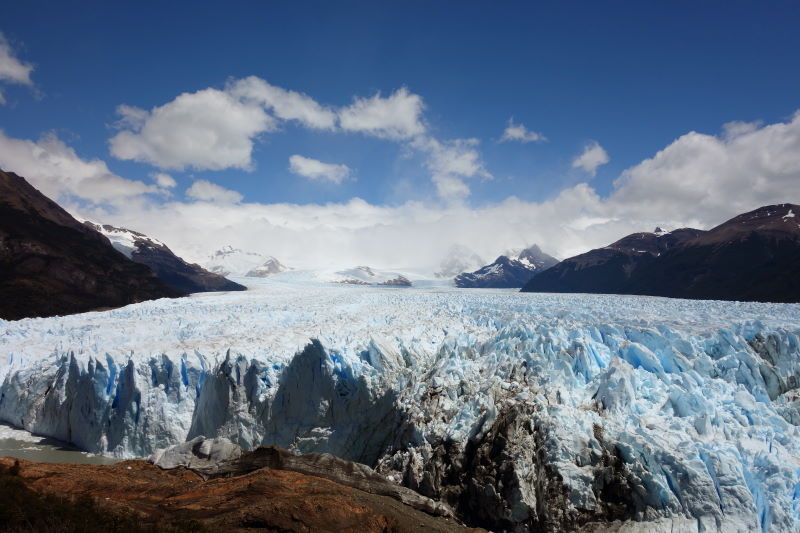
[325,266,411,286]
[434,244,485,278]
[523,203,800,302]
[245,257,290,278]
[0,170,176,320]
[454,244,558,288]
[85,222,245,295]
[83,222,167,258]
[0,282,798,531]
[205,246,289,278]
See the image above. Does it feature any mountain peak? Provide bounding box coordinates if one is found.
[455,244,558,288]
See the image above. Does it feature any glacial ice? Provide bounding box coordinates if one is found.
[0,276,799,531]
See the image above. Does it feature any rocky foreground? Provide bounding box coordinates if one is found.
[0,448,481,533]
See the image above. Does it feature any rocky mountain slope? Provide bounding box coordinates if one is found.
[84,222,245,295]
[0,170,177,320]
[522,204,800,302]
[1,282,797,531]
[455,244,558,288]
[0,455,478,533]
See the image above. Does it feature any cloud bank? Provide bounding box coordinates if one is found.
[43,112,798,270]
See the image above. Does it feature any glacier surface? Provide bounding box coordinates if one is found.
[1,277,799,531]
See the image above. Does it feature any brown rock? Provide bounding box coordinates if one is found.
[0,457,483,533]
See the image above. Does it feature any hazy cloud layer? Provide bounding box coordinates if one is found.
[289,155,350,184]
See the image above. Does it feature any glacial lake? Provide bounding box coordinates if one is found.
[0,423,118,465]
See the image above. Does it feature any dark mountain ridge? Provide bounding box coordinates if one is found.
[0,170,178,320]
[522,203,800,302]
[455,244,558,288]
[83,222,246,294]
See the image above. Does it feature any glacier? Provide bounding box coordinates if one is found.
[1,275,799,532]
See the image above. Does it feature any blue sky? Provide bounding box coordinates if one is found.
[1,1,799,268]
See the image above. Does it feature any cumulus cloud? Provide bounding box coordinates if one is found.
[106,80,482,200]
[572,141,609,176]
[151,172,176,188]
[109,88,276,171]
[500,117,547,143]
[289,155,350,184]
[414,137,491,202]
[185,179,243,204]
[228,76,336,130]
[0,130,160,202]
[609,111,800,223]
[339,87,425,140]
[0,32,34,104]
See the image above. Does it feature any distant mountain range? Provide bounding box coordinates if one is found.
[455,245,558,288]
[84,222,245,294]
[0,170,177,320]
[522,204,800,302]
[327,266,411,286]
[204,245,290,278]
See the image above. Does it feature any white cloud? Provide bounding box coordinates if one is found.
[572,141,609,176]
[228,76,336,130]
[0,33,33,86]
[151,172,176,188]
[289,155,350,184]
[609,111,800,223]
[0,33,34,105]
[414,137,491,202]
[107,77,338,172]
[114,104,150,130]
[185,179,243,204]
[109,88,275,171]
[500,117,547,143]
[0,130,159,202]
[106,80,478,200]
[339,87,425,140]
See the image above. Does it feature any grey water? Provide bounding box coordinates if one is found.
[0,423,118,465]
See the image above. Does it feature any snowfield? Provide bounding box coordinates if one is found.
[1,275,799,531]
